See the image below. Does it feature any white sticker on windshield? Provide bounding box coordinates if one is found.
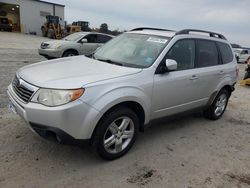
[147,37,168,44]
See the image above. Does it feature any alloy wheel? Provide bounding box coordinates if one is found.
[103,117,135,154]
[214,93,227,116]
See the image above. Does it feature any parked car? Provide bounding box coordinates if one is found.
[39,32,114,59]
[0,18,12,32]
[8,27,237,160]
[233,48,250,63]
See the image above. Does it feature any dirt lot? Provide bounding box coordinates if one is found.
[0,32,250,188]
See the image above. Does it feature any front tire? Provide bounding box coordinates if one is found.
[203,89,229,120]
[62,50,78,57]
[93,107,139,160]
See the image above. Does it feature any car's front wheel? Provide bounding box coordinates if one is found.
[62,50,78,57]
[93,107,139,160]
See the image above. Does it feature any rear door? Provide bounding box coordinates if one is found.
[193,39,222,99]
[217,41,236,82]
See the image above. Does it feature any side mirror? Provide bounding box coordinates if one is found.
[165,59,177,71]
[81,38,88,43]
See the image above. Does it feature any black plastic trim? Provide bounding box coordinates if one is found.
[30,123,90,145]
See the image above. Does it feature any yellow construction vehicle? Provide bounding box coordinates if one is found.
[41,15,64,39]
[72,21,91,31]
[66,25,81,35]
[239,58,250,86]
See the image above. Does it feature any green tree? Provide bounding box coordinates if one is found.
[100,23,108,33]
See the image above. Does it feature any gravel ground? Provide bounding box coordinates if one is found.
[0,32,250,188]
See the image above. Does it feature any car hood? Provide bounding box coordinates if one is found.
[17,56,142,89]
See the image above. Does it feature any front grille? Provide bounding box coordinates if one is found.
[41,42,49,49]
[12,76,34,103]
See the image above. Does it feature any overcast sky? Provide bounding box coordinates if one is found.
[46,0,250,47]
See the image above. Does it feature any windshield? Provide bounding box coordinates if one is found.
[94,33,169,68]
[63,33,84,41]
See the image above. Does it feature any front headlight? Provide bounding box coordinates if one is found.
[32,88,84,107]
[48,44,62,49]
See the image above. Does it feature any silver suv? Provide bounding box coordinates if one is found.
[7,28,238,160]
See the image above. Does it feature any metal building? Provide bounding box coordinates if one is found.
[0,0,64,35]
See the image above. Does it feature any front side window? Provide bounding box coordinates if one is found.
[217,42,233,64]
[84,34,98,43]
[197,40,219,67]
[166,40,195,70]
[94,33,169,68]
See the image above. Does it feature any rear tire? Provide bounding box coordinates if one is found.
[62,50,78,57]
[93,107,139,160]
[203,89,229,120]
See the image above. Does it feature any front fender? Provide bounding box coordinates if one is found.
[82,86,151,124]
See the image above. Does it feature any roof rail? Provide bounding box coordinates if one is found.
[176,29,227,40]
[131,27,175,32]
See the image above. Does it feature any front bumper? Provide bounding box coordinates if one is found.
[38,48,62,58]
[7,84,100,140]
[30,123,90,145]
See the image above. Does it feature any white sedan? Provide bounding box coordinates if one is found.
[39,32,114,59]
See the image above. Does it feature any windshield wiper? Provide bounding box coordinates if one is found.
[96,58,124,66]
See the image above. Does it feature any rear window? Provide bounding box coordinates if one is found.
[217,42,233,64]
[196,40,219,67]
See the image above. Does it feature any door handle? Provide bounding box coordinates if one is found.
[190,75,198,80]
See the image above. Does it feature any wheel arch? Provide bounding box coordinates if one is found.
[207,84,234,106]
[62,48,79,56]
[90,100,146,143]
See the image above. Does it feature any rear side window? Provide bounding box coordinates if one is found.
[97,35,112,43]
[217,42,233,64]
[166,40,195,70]
[197,40,219,67]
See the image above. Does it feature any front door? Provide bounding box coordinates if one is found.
[152,39,206,119]
[80,34,99,55]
